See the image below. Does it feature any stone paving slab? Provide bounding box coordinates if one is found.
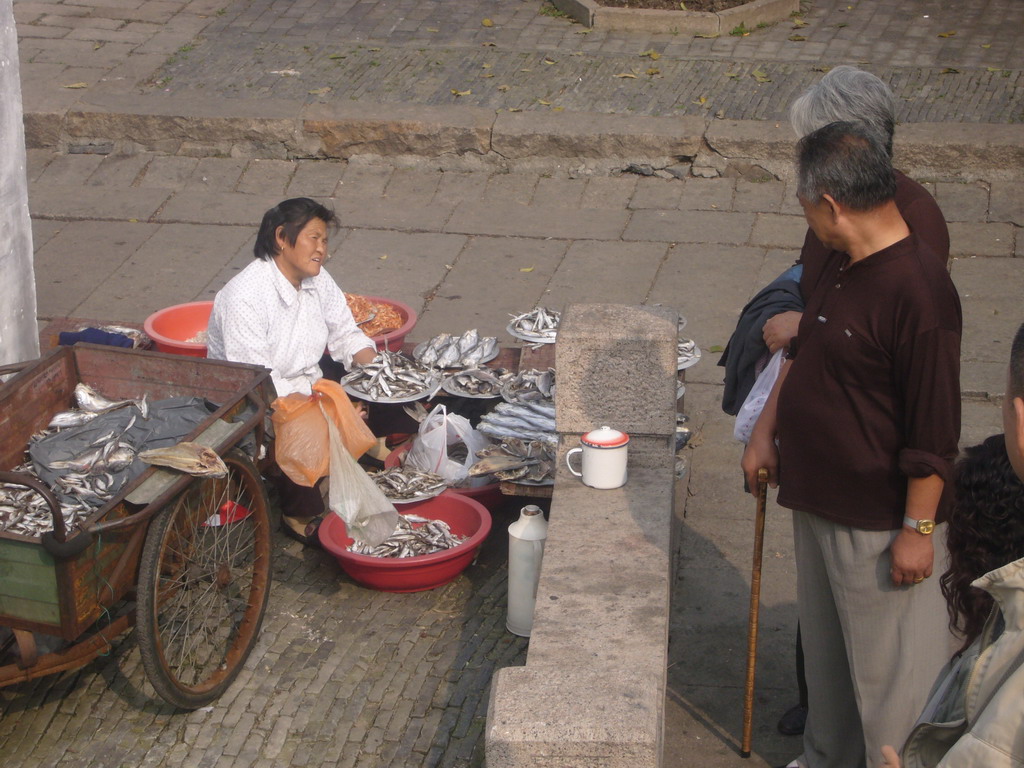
[5,86,1024,768]
[12,0,1024,171]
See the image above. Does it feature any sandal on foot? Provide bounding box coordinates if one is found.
[281,514,325,548]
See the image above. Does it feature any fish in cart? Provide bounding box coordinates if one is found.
[139,442,228,477]
[348,513,467,558]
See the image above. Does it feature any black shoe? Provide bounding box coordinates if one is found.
[777,704,807,736]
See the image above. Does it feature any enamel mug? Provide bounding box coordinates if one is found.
[565,426,630,489]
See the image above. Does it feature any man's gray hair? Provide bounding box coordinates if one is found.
[796,121,896,211]
[789,66,897,156]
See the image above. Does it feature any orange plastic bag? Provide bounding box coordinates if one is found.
[313,379,376,460]
[271,380,376,487]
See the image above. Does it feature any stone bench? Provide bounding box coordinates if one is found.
[486,303,679,768]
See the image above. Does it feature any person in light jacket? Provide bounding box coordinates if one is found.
[882,320,1024,767]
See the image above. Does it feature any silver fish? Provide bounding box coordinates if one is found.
[341,351,438,401]
[369,467,447,501]
[139,442,227,477]
[348,514,467,558]
[48,410,100,429]
[74,383,149,419]
[509,307,560,343]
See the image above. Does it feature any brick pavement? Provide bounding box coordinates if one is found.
[2,150,1021,765]
[11,0,1024,156]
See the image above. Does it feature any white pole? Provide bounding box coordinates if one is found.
[0,0,39,367]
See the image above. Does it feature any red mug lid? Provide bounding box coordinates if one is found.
[582,426,629,448]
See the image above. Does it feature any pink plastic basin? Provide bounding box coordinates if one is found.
[362,296,417,352]
[144,301,213,357]
[318,493,492,592]
[385,441,504,511]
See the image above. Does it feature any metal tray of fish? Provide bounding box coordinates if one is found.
[677,338,702,371]
[413,330,499,370]
[440,367,511,399]
[341,377,440,404]
[506,306,559,344]
[339,350,442,403]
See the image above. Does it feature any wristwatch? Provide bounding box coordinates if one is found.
[903,515,935,535]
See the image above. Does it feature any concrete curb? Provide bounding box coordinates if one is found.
[26,96,1024,181]
[551,0,800,34]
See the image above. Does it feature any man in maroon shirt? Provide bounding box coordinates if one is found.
[742,122,961,768]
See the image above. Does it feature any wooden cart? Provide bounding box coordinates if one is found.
[0,344,275,709]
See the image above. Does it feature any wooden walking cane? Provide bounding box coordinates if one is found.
[740,468,769,758]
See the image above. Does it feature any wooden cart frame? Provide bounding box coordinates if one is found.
[0,344,275,709]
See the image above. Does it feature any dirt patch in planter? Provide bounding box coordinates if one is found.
[593,0,748,10]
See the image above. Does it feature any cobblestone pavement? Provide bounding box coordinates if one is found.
[13,0,1024,123]
[2,149,1020,766]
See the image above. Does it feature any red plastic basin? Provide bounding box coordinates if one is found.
[385,441,503,511]
[318,493,492,592]
[362,295,417,352]
[144,301,213,357]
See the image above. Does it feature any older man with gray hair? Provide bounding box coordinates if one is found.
[742,121,961,768]
[761,66,950,356]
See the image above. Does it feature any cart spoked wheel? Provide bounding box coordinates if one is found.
[137,449,272,709]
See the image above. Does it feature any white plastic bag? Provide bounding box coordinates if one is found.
[324,407,399,547]
[404,404,492,486]
[733,349,784,444]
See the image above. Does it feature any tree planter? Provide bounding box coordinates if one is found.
[551,0,800,34]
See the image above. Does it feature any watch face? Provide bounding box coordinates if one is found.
[918,520,935,535]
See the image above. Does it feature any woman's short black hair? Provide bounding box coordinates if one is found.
[254,197,337,261]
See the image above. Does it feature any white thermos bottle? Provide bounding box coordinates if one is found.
[506,504,548,637]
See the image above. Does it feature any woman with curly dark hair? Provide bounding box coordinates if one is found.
[885,321,1024,768]
[941,434,1024,651]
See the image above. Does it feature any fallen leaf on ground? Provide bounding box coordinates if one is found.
[308,86,331,95]
[694,33,718,38]
[497,84,510,91]
[482,42,496,47]
[647,68,661,76]
[640,50,661,60]
[725,72,740,79]
[789,34,807,41]
[708,345,724,353]
[368,47,381,51]
[544,58,556,65]
[980,43,991,49]
[481,73,494,78]
[615,72,638,79]
[482,18,494,27]
[379,254,388,260]
[63,82,89,89]
[538,99,551,105]
[937,30,956,38]
[752,69,771,83]
[692,95,707,105]
[940,68,960,74]
[426,27,439,32]
[451,89,472,96]
[792,18,808,28]
[520,266,534,273]
[328,54,346,59]
[482,62,492,68]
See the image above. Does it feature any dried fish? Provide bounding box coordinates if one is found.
[369,467,447,501]
[414,330,499,370]
[348,513,467,558]
[48,409,99,429]
[508,307,560,344]
[441,367,511,398]
[340,350,439,402]
[470,438,556,484]
[74,383,149,419]
[139,442,227,477]
[677,338,702,370]
[501,368,556,404]
[0,463,92,537]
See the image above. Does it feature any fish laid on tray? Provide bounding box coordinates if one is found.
[501,368,556,404]
[508,306,559,344]
[340,350,439,402]
[470,437,555,484]
[442,367,512,398]
[477,399,557,446]
[348,513,467,558]
[415,329,499,369]
[369,467,447,501]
